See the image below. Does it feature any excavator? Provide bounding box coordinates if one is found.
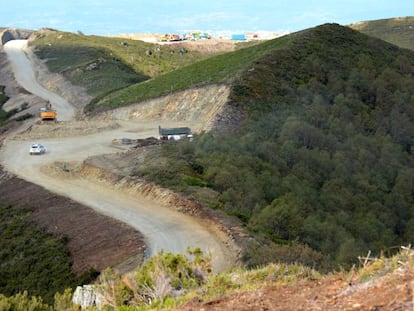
[39,101,57,121]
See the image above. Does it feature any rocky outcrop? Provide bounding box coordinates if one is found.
[72,285,103,309]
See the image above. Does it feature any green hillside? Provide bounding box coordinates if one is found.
[21,20,414,270]
[1,20,414,309]
[30,30,220,97]
[85,36,289,113]
[132,23,414,268]
[349,16,414,50]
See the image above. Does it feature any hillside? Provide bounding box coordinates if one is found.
[350,16,414,50]
[29,29,237,100]
[0,33,243,306]
[32,21,414,271]
[82,38,285,113]
[0,20,414,309]
[169,247,414,311]
[121,23,414,268]
[21,20,414,267]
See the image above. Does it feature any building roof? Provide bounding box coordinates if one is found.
[158,126,191,136]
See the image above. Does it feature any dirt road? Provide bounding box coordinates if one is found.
[0,40,233,272]
[3,40,75,121]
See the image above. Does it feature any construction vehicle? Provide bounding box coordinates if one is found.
[39,101,57,121]
[159,34,181,42]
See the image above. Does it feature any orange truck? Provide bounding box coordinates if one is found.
[39,107,57,121]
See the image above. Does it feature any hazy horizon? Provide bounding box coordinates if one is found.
[1,0,412,36]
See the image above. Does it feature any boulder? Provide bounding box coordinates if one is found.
[72,285,103,309]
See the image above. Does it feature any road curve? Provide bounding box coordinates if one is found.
[4,40,75,121]
[1,40,231,272]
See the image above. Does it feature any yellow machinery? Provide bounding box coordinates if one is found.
[40,109,57,120]
[39,102,57,121]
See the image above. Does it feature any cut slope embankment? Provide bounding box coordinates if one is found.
[93,83,244,133]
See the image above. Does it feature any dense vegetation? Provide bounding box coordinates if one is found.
[0,205,97,304]
[350,16,414,51]
[133,24,414,267]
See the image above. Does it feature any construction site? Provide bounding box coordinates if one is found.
[115,30,282,44]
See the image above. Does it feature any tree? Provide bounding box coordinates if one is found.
[249,193,304,241]
[389,106,413,150]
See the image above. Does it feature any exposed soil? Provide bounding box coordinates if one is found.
[171,261,414,311]
[166,39,238,54]
[0,167,145,274]
[112,33,239,54]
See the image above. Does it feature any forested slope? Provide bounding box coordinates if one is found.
[134,23,414,268]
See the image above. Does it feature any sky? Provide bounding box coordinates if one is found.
[1,0,412,36]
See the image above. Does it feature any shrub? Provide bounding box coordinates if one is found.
[135,248,212,305]
[15,113,33,121]
[0,291,52,311]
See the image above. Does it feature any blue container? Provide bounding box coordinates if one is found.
[231,34,246,40]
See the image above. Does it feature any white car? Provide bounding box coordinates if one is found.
[29,143,46,155]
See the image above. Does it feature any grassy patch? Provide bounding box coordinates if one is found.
[31,30,222,99]
[350,16,414,51]
[31,36,148,97]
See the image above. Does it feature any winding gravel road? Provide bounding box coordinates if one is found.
[0,40,231,272]
[4,40,75,121]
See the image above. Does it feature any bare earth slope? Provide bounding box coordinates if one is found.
[0,39,239,273]
[172,259,414,311]
[0,169,146,274]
